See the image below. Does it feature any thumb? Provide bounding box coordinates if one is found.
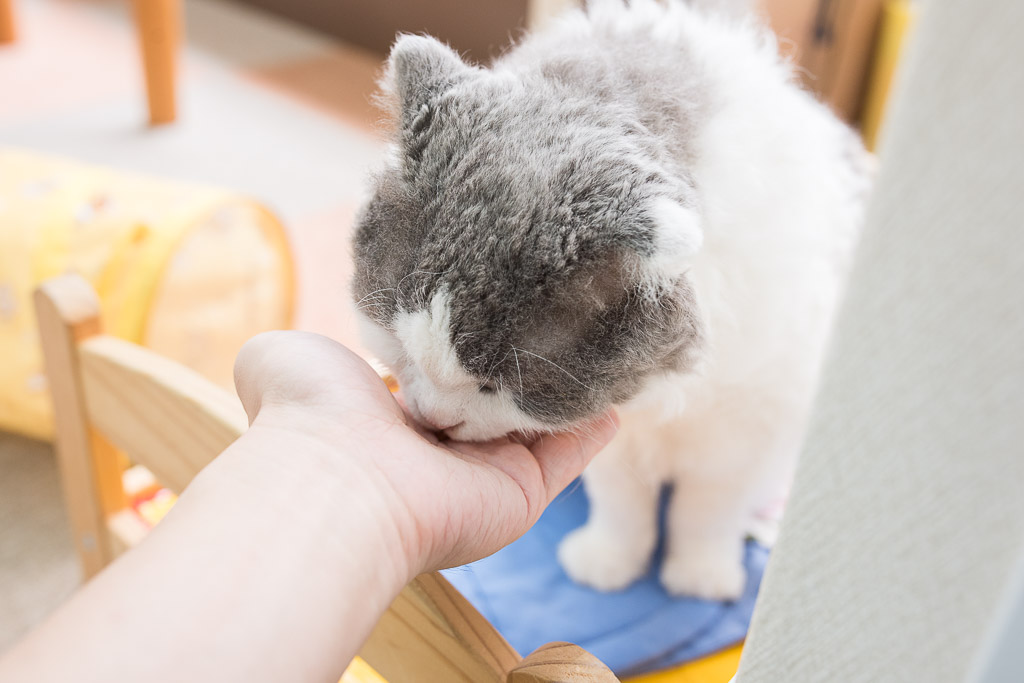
[233,331,393,424]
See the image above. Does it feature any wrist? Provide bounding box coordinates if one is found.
[191,418,420,591]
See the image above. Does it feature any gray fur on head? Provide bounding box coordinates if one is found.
[353,29,707,431]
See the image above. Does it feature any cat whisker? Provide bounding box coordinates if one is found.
[354,296,393,313]
[621,460,646,487]
[483,348,514,386]
[511,346,525,404]
[453,331,479,350]
[395,270,446,299]
[353,287,398,309]
[563,477,585,498]
[512,347,595,392]
[567,420,607,447]
[355,294,390,306]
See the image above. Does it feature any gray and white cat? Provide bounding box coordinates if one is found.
[352,0,869,599]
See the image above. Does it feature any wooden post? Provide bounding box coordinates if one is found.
[0,0,15,44]
[133,0,180,125]
[34,276,125,579]
[507,642,621,683]
[359,573,521,683]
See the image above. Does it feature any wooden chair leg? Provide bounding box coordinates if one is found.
[133,0,179,125]
[35,277,125,579]
[0,0,16,44]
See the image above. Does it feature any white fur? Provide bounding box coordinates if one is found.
[638,197,703,296]
[559,3,865,599]
[361,2,868,599]
[361,292,552,441]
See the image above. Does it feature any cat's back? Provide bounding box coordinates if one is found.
[500,1,867,212]
[505,1,870,409]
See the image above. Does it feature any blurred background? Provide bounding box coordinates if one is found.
[0,0,915,658]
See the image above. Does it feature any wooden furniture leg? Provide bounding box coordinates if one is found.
[34,278,126,579]
[133,0,179,125]
[0,0,15,44]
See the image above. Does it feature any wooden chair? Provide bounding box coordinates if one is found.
[34,273,619,683]
[0,0,178,124]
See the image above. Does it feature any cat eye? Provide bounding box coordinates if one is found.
[478,383,497,395]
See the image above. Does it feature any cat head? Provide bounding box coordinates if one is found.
[352,35,705,441]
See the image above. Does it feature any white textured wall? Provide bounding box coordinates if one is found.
[735,1,1024,681]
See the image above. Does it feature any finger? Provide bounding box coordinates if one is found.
[530,411,619,502]
[442,436,544,501]
[234,331,294,422]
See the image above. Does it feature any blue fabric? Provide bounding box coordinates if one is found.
[443,480,769,678]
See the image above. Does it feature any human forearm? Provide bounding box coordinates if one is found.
[0,332,616,682]
[0,426,411,683]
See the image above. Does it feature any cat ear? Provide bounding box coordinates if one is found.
[639,197,703,291]
[385,35,473,118]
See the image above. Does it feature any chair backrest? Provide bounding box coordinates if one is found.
[34,273,620,683]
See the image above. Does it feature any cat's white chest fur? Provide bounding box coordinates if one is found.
[556,3,868,599]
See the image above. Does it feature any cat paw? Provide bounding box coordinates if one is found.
[660,550,747,601]
[558,525,652,592]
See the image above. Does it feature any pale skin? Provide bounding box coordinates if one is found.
[0,332,617,683]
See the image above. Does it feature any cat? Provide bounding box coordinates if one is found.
[350,0,870,599]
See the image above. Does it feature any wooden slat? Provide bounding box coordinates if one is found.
[34,277,118,578]
[90,430,128,516]
[77,335,249,495]
[360,573,520,683]
[507,642,620,683]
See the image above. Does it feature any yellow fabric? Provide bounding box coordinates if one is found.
[334,646,743,683]
[860,0,919,150]
[0,148,294,440]
[625,645,743,683]
[340,657,388,683]
[135,490,178,527]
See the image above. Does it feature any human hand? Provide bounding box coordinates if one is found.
[232,331,617,580]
